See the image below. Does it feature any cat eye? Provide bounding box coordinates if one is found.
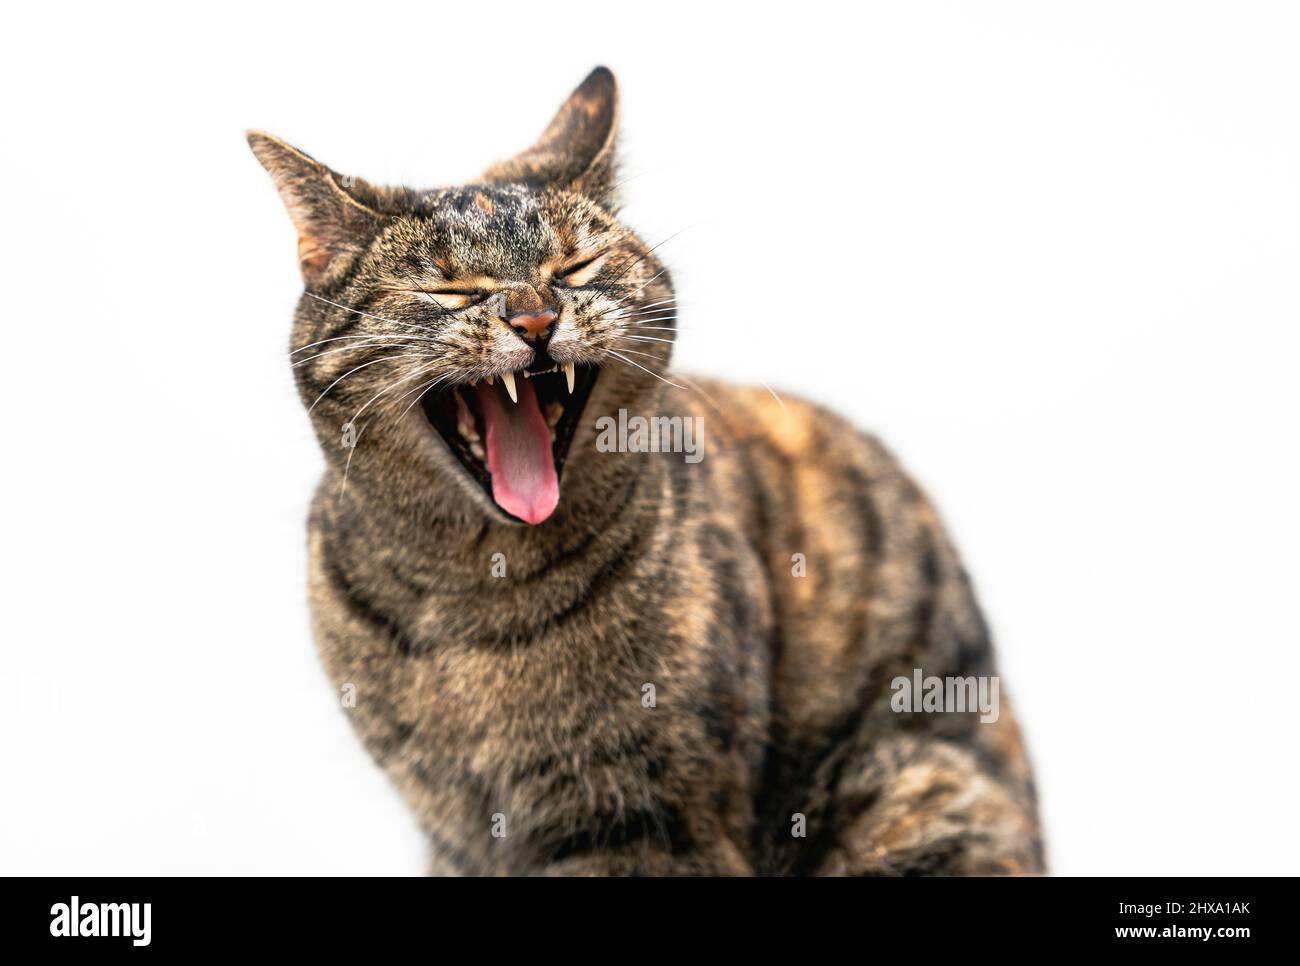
[411,288,491,311]
[553,252,607,288]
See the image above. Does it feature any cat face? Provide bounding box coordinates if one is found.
[250,69,674,526]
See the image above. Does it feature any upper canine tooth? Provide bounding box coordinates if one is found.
[485,375,494,386]
[563,362,575,393]
[500,370,518,403]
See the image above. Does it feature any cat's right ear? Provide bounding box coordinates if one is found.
[246,132,381,285]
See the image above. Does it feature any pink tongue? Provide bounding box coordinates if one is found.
[475,378,559,525]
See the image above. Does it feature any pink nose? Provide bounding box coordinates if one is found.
[509,308,558,342]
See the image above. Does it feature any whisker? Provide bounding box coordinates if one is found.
[606,350,687,392]
[618,319,681,330]
[615,334,676,345]
[674,374,728,418]
[580,228,690,308]
[292,339,433,368]
[609,346,667,360]
[602,301,677,319]
[624,267,672,299]
[759,378,788,413]
[394,266,458,323]
[347,361,447,427]
[338,366,446,496]
[592,311,679,330]
[291,332,437,355]
[393,372,453,422]
[303,291,414,327]
[580,290,677,328]
[600,169,651,198]
[307,352,432,414]
[591,305,678,325]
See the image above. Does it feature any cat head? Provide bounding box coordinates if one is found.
[249,68,674,527]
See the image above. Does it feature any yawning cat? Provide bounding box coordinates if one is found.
[249,67,1044,875]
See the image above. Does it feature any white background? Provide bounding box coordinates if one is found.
[2,1,1297,876]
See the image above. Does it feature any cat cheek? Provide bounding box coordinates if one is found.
[482,324,536,372]
[544,317,588,356]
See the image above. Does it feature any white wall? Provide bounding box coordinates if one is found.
[2,0,1297,875]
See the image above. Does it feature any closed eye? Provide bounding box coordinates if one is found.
[553,252,607,288]
[408,287,490,311]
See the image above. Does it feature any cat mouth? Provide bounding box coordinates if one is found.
[420,361,599,524]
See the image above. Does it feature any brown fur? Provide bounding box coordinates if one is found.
[249,67,1043,875]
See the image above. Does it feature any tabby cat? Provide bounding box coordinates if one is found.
[248,67,1044,875]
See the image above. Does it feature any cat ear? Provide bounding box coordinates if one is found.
[246,131,382,285]
[482,66,620,205]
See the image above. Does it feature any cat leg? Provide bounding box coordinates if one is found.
[806,727,1044,876]
[423,801,756,876]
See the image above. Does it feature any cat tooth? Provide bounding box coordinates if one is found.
[500,370,518,403]
[485,375,494,386]
[563,362,575,394]
[469,439,485,461]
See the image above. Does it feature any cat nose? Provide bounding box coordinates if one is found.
[508,307,558,343]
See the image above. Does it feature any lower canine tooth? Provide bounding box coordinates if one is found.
[500,370,518,403]
[563,362,575,393]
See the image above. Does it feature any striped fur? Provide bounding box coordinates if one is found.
[250,67,1043,875]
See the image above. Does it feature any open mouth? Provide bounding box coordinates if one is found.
[420,361,599,524]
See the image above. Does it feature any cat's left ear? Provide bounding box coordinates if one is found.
[247,131,382,285]
[482,66,620,206]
